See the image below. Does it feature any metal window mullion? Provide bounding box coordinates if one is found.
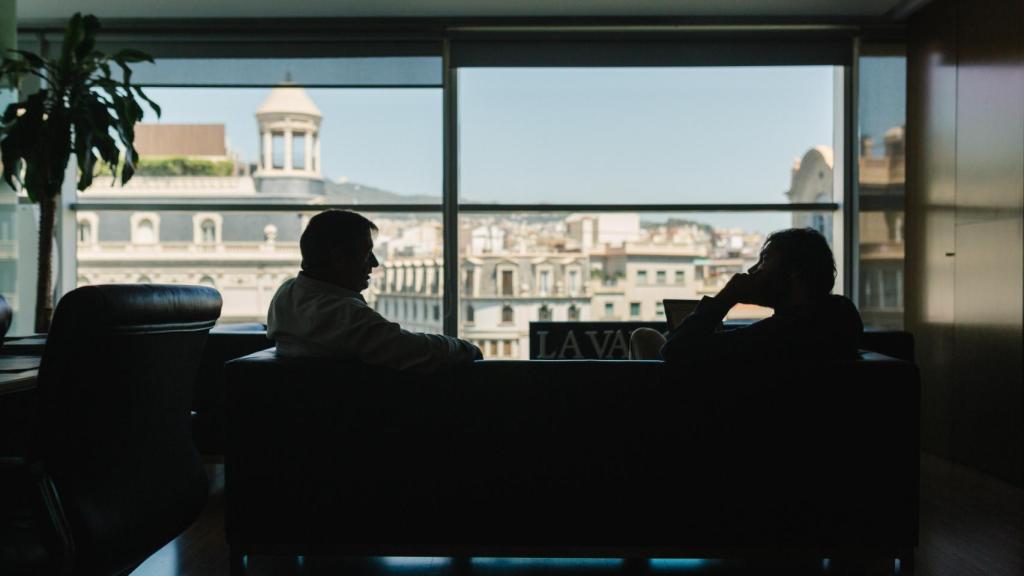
[68,202,837,213]
[67,202,837,214]
[132,84,443,89]
[457,203,839,213]
[441,38,460,337]
[68,202,446,212]
[845,38,860,302]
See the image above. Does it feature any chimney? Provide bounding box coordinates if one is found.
[860,136,874,158]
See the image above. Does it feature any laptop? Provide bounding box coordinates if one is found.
[663,299,701,330]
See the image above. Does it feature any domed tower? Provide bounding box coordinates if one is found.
[786,145,834,240]
[254,78,324,195]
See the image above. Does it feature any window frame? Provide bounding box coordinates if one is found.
[192,212,223,245]
[42,24,862,337]
[130,212,161,245]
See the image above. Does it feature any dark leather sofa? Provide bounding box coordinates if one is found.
[224,351,920,569]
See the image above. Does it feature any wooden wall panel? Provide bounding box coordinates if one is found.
[951,0,1024,483]
[908,0,1024,485]
[907,0,958,462]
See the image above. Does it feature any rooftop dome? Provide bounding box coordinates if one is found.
[256,81,321,118]
[884,126,905,142]
[811,145,834,169]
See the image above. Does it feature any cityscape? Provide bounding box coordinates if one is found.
[4,80,903,356]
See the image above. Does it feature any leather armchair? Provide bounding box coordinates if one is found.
[3,285,222,575]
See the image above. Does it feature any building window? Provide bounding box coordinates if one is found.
[501,269,515,296]
[675,270,686,285]
[466,304,475,323]
[567,269,579,293]
[637,270,648,285]
[433,304,440,321]
[271,132,285,168]
[463,268,475,296]
[538,269,550,295]
[137,275,152,284]
[502,340,512,357]
[192,213,223,245]
[201,220,216,243]
[604,302,614,317]
[77,221,91,244]
[137,220,155,243]
[130,213,160,245]
[656,270,667,285]
[538,304,552,321]
[501,305,514,324]
[630,302,641,317]
[292,132,306,170]
[656,302,665,317]
[568,304,579,321]
[198,275,216,288]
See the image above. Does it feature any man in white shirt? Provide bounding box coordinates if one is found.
[268,210,482,373]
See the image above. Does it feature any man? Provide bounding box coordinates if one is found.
[268,210,482,373]
[630,227,862,363]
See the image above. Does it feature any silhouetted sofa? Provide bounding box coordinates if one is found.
[224,350,920,570]
[198,327,915,456]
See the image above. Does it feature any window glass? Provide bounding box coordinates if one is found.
[292,133,306,170]
[271,132,285,169]
[201,220,216,244]
[458,211,833,356]
[459,67,835,205]
[74,74,442,327]
[77,211,438,325]
[858,50,906,329]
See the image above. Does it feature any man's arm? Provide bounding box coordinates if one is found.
[343,305,482,374]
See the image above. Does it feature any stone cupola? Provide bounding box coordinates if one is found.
[254,76,324,195]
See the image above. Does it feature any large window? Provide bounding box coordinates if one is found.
[457,66,842,357]
[40,32,859,347]
[858,47,906,329]
[69,51,442,328]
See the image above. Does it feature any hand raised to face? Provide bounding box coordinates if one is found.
[716,272,758,307]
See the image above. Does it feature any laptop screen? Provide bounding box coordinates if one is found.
[663,299,701,330]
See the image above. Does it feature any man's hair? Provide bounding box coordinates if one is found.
[763,227,836,297]
[300,210,377,272]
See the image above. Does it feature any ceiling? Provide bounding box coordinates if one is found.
[18,0,924,22]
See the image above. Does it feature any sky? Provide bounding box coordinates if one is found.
[143,59,905,235]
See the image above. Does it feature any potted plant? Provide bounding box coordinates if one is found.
[0,12,159,332]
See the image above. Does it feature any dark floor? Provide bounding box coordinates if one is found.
[131,452,1023,576]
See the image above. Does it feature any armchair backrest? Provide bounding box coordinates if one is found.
[33,284,222,575]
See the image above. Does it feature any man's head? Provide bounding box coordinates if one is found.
[300,210,379,291]
[746,227,836,307]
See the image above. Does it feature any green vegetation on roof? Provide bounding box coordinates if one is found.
[94,156,235,178]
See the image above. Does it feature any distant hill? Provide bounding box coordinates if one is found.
[325,180,439,204]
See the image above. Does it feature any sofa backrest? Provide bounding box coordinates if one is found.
[225,351,919,554]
